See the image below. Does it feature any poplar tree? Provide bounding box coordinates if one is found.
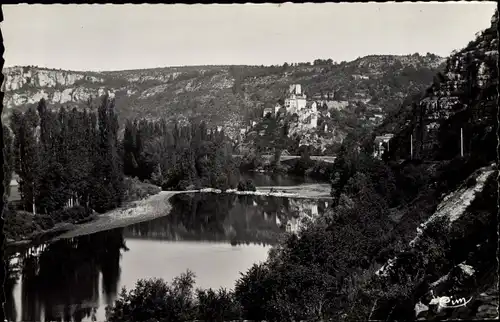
[3,125,14,201]
[11,108,39,214]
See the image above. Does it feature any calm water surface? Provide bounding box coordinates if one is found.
[239,172,323,186]
[5,175,331,322]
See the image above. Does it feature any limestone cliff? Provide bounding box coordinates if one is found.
[364,10,499,321]
[371,165,497,320]
[378,12,497,163]
[2,67,110,107]
[2,55,444,142]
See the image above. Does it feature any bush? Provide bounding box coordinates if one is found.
[234,263,275,321]
[35,214,56,230]
[123,176,161,202]
[4,203,96,241]
[106,270,197,322]
[4,209,40,240]
[196,288,241,321]
[214,174,230,192]
[237,179,256,192]
[50,205,93,224]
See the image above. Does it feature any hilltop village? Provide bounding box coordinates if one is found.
[236,83,392,157]
[236,84,346,153]
[261,84,337,130]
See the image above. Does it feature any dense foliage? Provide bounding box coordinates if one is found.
[237,179,256,192]
[106,10,497,321]
[122,176,162,202]
[8,96,123,215]
[122,118,239,191]
[105,271,241,322]
[5,54,444,145]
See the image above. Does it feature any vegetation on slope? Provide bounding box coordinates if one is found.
[122,117,239,191]
[104,10,497,322]
[4,54,444,139]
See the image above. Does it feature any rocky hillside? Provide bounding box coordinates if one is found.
[376,12,498,163]
[357,10,498,321]
[370,165,497,320]
[2,54,444,138]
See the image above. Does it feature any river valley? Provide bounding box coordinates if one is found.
[4,173,332,322]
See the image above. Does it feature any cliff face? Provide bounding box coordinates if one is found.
[367,10,498,321]
[2,55,444,140]
[371,165,497,320]
[3,66,103,91]
[379,12,498,163]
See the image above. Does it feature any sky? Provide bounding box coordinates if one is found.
[2,2,497,71]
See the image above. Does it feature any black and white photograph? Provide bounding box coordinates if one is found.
[1,2,498,321]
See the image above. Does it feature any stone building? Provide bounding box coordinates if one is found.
[262,107,274,118]
[284,84,307,114]
[373,133,394,159]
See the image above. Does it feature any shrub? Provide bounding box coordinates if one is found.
[4,204,96,241]
[4,209,39,240]
[196,288,241,321]
[234,263,275,321]
[35,215,55,230]
[214,174,230,192]
[106,270,197,322]
[123,176,161,202]
[237,179,257,192]
[50,206,93,224]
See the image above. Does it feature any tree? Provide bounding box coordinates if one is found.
[2,125,14,201]
[11,108,40,214]
[106,271,197,322]
[196,288,240,321]
[235,263,275,321]
[90,95,124,212]
[123,119,139,177]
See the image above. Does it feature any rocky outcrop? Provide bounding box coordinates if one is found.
[363,11,499,322]
[3,54,443,142]
[371,165,498,320]
[2,66,103,91]
[379,11,498,162]
[5,86,116,108]
[2,67,119,109]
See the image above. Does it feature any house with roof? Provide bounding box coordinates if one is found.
[373,133,394,159]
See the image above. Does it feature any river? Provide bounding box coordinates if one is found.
[4,173,332,322]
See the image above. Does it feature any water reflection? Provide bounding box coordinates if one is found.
[239,172,322,187]
[6,194,330,322]
[5,257,20,322]
[6,229,126,322]
[125,193,330,244]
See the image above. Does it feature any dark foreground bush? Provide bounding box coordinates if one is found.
[196,288,241,321]
[105,270,241,322]
[106,271,197,322]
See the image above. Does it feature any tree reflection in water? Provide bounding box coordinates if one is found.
[125,193,330,246]
[7,228,127,322]
[4,256,20,322]
[5,194,330,322]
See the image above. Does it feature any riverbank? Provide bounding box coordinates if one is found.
[4,177,162,248]
[7,182,332,247]
[4,207,98,248]
[53,183,331,241]
[197,184,332,199]
[51,190,197,241]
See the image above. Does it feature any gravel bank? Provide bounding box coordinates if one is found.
[49,183,331,242]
